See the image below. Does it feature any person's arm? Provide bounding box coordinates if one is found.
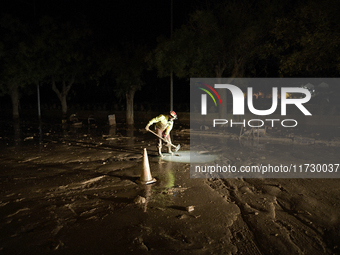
[165,121,173,136]
[145,115,163,130]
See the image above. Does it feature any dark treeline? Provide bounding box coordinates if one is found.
[1,0,340,123]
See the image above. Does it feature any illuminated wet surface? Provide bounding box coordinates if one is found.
[160,150,217,163]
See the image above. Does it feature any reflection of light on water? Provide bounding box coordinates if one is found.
[161,151,217,163]
[147,151,216,207]
[164,171,175,188]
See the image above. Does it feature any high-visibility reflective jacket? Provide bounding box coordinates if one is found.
[147,114,174,135]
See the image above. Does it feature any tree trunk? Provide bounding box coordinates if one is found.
[61,95,68,117]
[126,88,136,125]
[10,83,20,120]
[52,78,74,119]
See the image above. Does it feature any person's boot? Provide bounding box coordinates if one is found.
[168,146,173,155]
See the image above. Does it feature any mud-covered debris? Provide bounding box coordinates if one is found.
[177,214,189,220]
[88,115,95,125]
[133,237,149,251]
[105,137,117,140]
[19,156,41,163]
[198,151,210,154]
[72,122,82,127]
[51,239,64,251]
[155,207,166,211]
[7,208,30,218]
[191,214,201,219]
[165,186,187,195]
[81,175,106,186]
[69,114,78,122]
[186,206,195,212]
[134,196,146,204]
[243,127,266,136]
[293,136,315,145]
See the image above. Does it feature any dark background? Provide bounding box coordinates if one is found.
[1,0,340,120]
[1,0,199,115]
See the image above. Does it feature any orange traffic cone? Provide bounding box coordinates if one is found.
[137,148,157,185]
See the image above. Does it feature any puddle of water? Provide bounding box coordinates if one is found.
[161,151,217,163]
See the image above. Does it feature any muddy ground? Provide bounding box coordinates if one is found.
[0,120,339,255]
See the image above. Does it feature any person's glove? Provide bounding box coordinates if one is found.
[145,125,150,131]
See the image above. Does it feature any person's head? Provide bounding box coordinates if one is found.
[169,110,177,121]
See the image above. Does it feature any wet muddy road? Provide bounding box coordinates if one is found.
[0,121,339,254]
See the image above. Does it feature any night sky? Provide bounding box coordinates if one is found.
[2,0,199,46]
[1,1,200,111]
